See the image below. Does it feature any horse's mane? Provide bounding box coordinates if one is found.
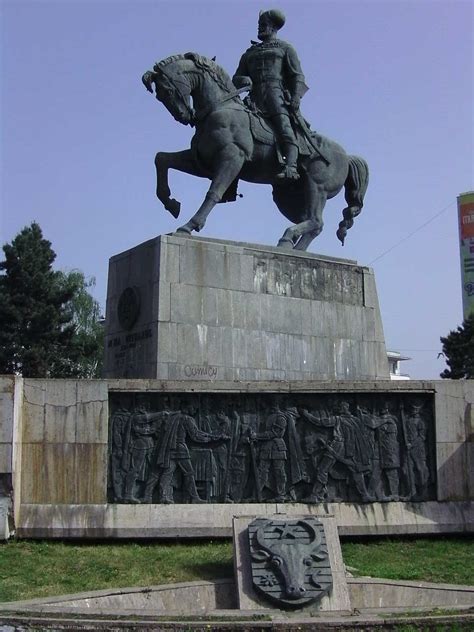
[153,54,185,72]
[153,52,235,94]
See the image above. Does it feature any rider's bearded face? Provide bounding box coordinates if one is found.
[257,16,276,41]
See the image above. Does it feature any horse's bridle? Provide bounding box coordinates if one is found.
[154,66,196,124]
[154,65,248,125]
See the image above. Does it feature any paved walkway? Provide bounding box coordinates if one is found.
[1,606,474,630]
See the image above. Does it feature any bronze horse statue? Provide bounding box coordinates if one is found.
[142,53,368,251]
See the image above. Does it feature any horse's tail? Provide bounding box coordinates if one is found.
[337,155,369,245]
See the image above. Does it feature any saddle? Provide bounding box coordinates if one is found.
[248,110,275,146]
[247,108,325,160]
[221,108,328,204]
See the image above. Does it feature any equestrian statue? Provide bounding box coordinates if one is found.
[142,9,369,251]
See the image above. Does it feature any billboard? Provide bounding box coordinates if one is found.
[458,191,474,318]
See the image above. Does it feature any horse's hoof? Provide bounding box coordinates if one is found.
[176,225,192,235]
[277,238,294,250]
[166,199,181,219]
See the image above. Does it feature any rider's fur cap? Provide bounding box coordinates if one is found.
[259,9,286,30]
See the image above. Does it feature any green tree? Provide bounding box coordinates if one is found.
[0,223,103,378]
[0,223,75,376]
[440,313,474,379]
[55,270,104,378]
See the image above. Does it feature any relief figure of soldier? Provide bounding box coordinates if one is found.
[252,405,306,501]
[228,409,254,502]
[402,402,430,499]
[122,399,170,503]
[361,404,400,502]
[155,401,229,504]
[301,402,372,502]
[110,397,132,502]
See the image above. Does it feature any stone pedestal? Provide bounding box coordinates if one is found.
[104,234,389,380]
[2,377,473,540]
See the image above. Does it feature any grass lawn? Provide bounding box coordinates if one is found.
[0,536,473,603]
[0,540,232,603]
[342,537,474,585]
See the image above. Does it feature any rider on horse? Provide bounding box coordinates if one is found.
[232,9,308,181]
[142,24,369,249]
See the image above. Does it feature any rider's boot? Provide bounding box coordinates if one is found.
[276,143,299,180]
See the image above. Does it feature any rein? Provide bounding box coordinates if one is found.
[154,61,248,125]
[193,86,249,123]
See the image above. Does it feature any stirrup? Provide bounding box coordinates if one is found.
[276,164,300,180]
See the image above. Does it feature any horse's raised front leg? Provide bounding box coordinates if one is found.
[177,144,245,235]
[155,149,206,219]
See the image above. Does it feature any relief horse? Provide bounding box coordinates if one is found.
[142,53,369,251]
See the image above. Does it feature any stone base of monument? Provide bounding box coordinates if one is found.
[1,577,473,629]
[104,234,389,380]
[13,500,474,539]
[2,375,473,541]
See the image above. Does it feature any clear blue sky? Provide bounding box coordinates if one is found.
[1,0,473,378]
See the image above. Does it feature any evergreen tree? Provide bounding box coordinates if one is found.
[0,223,103,378]
[440,313,474,379]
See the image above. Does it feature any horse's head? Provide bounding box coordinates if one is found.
[143,53,236,127]
[142,55,196,126]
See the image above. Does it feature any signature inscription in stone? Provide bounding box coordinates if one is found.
[183,365,218,379]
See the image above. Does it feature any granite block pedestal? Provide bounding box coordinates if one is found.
[104,234,389,380]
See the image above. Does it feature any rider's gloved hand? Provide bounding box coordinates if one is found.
[290,95,300,112]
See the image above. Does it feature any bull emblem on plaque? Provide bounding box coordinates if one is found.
[248,517,332,608]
